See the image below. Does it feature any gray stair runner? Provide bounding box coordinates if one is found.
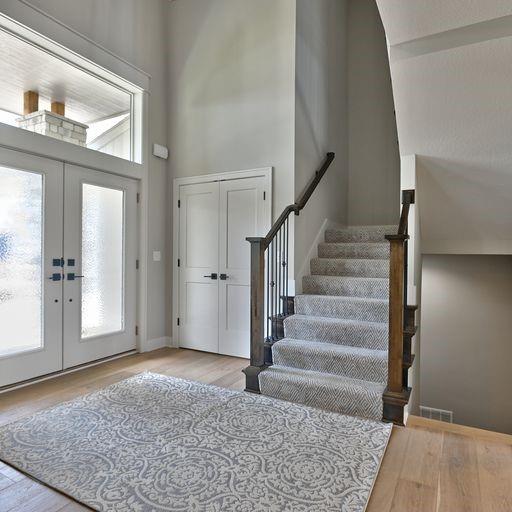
[259,224,396,422]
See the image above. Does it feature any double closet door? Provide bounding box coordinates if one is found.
[178,175,270,359]
[0,148,138,387]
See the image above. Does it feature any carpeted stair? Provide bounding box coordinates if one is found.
[259,225,396,421]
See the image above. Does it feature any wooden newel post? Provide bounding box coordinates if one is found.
[386,235,406,393]
[243,237,267,393]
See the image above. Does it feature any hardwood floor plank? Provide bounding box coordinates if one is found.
[367,426,410,512]
[476,440,512,511]
[439,433,483,511]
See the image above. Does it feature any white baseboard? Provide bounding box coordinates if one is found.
[295,218,344,294]
[141,336,174,352]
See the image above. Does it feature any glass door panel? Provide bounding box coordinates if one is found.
[0,149,63,387]
[0,166,43,356]
[81,184,124,338]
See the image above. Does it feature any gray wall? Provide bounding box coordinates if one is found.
[12,0,170,342]
[347,0,400,226]
[294,0,348,276]
[421,255,512,434]
[167,0,296,214]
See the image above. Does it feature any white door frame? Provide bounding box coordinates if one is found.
[172,167,272,350]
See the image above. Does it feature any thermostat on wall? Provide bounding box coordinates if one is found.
[153,143,169,160]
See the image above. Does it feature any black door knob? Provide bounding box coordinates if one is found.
[203,273,218,280]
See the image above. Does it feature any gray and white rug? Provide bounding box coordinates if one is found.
[0,373,391,511]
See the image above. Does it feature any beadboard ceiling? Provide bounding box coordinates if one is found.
[0,28,130,124]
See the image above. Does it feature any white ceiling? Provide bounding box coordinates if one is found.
[0,28,130,124]
[376,1,512,254]
[377,0,512,45]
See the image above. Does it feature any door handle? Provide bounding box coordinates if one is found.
[67,273,85,281]
[219,274,229,280]
[203,273,218,280]
[48,273,62,281]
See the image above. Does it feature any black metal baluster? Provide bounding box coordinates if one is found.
[274,236,278,338]
[270,240,274,340]
[285,216,289,314]
[265,247,271,340]
[278,226,282,317]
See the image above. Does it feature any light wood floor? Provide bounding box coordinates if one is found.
[0,348,511,511]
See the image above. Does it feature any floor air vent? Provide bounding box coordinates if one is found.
[420,406,453,423]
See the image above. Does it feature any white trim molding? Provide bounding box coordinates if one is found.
[142,337,174,353]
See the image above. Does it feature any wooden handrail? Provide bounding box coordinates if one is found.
[243,152,335,393]
[260,152,335,249]
[384,189,415,423]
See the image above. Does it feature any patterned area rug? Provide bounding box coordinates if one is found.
[0,373,391,511]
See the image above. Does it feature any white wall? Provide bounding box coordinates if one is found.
[294,0,348,278]
[167,0,296,213]
[22,0,170,343]
[421,255,512,434]
[347,0,400,226]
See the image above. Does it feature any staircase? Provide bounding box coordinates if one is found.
[243,154,416,425]
[259,225,394,422]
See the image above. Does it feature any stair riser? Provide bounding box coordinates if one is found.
[272,344,387,383]
[325,226,396,243]
[295,295,388,323]
[284,317,388,351]
[311,258,389,278]
[259,371,383,421]
[303,276,389,299]
[318,243,389,260]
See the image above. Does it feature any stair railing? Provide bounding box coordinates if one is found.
[384,189,416,423]
[243,152,336,393]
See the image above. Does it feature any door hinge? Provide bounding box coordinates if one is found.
[177,317,180,326]
[178,199,181,208]
[136,193,140,204]
[135,325,139,336]
[136,259,139,270]
[177,258,180,267]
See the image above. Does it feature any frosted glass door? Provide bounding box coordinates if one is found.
[81,184,124,338]
[63,164,138,368]
[0,149,63,387]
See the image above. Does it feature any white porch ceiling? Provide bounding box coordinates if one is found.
[0,28,130,124]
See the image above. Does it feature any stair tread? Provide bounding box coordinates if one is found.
[274,338,387,360]
[287,313,387,328]
[303,275,389,299]
[284,314,388,350]
[259,366,385,420]
[306,274,388,281]
[261,365,385,392]
[325,225,398,244]
[296,293,388,304]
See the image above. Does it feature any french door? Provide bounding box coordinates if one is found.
[63,165,138,368]
[0,149,138,387]
[178,175,269,359]
[0,149,63,386]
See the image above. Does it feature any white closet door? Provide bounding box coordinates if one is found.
[218,177,269,358]
[0,149,63,387]
[63,164,138,368]
[178,182,220,353]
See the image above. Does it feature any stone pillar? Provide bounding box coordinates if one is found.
[17,110,88,147]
